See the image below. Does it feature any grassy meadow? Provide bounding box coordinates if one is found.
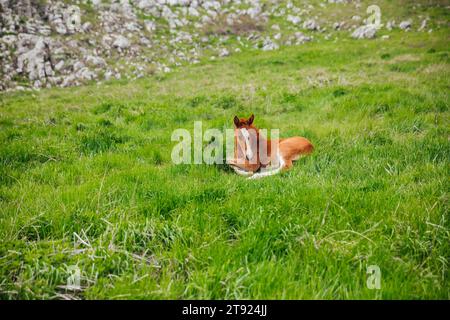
[1,25,449,298]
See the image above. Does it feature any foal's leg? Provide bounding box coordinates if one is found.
[283,159,293,169]
[247,156,285,179]
[231,166,254,176]
[247,165,283,179]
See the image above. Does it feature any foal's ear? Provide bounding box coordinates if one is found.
[233,115,240,127]
[248,114,255,125]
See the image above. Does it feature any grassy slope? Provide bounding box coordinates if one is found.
[0,28,449,299]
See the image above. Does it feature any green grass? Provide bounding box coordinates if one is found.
[0,28,449,299]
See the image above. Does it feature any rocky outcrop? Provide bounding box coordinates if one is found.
[0,0,434,91]
[16,36,53,82]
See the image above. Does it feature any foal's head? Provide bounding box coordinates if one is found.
[233,114,259,164]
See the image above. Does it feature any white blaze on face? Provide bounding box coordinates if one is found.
[240,128,253,160]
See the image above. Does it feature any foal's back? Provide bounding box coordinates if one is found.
[277,136,314,167]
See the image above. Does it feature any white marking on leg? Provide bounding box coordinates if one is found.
[231,166,254,176]
[247,154,285,179]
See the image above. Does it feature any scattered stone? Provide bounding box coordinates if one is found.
[333,21,345,30]
[287,15,301,25]
[261,37,279,51]
[144,20,156,32]
[293,32,311,44]
[219,48,230,57]
[104,70,114,81]
[113,35,130,50]
[73,61,85,72]
[271,24,280,31]
[86,55,106,67]
[351,25,377,39]
[55,60,65,71]
[82,22,92,32]
[303,19,319,31]
[399,20,412,30]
